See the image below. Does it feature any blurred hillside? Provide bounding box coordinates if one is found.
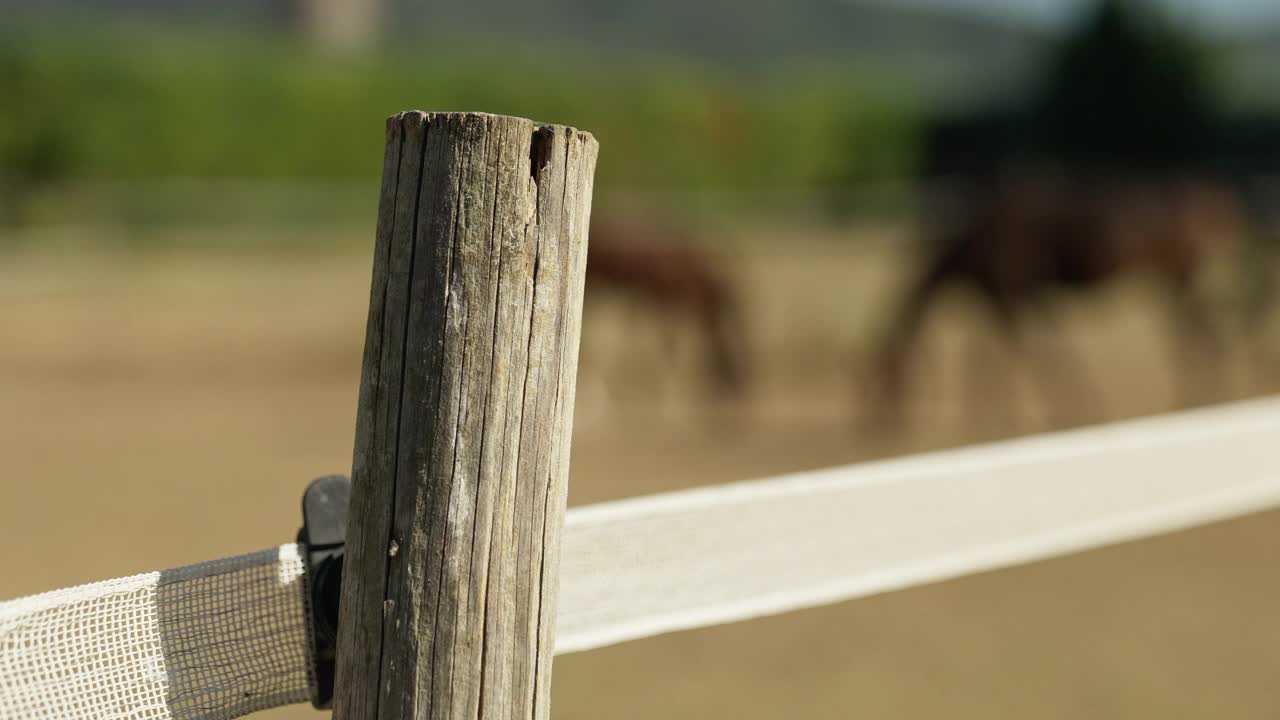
[6,0,1277,93]
[2,0,1048,73]
[1,0,1279,239]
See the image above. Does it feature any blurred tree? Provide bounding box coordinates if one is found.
[0,45,75,226]
[918,0,1225,187]
[1030,0,1218,170]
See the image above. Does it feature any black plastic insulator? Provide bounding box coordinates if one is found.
[297,474,351,710]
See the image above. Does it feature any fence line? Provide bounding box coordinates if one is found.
[3,397,1280,719]
[556,395,1280,653]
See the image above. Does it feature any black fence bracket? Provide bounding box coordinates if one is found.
[297,474,351,710]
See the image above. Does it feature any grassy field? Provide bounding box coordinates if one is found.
[2,224,1280,719]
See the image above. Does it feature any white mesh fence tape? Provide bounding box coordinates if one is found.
[3,398,1280,719]
[554,396,1280,652]
[0,546,311,720]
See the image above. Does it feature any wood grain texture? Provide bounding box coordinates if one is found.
[333,111,597,720]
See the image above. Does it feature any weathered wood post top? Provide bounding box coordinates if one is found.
[334,111,598,720]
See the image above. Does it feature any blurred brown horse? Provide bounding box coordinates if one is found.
[586,213,748,397]
[872,170,1247,422]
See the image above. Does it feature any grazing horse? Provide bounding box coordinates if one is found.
[871,169,1247,422]
[585,214,748,398]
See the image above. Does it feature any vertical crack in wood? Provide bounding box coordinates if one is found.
[377,111,431,720]
[473,116,511,720]
[528,128,553,225]
[431,116,473,720]
[511,126,549,720]
[527,135,561,719]
[530,128,579,719]
[450,114,502,719]
[480,122,540,720]
[341,110,410,720]
[411,112,455,720]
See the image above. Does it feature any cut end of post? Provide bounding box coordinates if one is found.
[386,110,598,153]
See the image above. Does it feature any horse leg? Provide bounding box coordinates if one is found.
[1164,270,1226,408]
[1235,182,1280,342]
[700,287,749,400]
[969,286,1040,430]
[864,243,962,430]
[967,285,1095,430]
[1238,219,1280,373]
[1023,300,1105,428]
[960,316,1013,432]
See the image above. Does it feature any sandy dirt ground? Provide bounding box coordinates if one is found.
[2,229,1280,719]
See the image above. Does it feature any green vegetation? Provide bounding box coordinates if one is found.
[0,29,922,215]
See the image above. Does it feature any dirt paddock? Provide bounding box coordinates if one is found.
[2,227,1279,718]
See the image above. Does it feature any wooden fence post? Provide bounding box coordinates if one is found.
[333,111,598,720]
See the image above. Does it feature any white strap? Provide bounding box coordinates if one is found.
[554,397,1280,652]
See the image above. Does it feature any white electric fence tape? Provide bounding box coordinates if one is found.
[555,396,1280,653]
[0,546,311,720]
[3,398,1279,719]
